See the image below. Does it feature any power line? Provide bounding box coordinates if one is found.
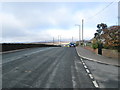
[85,1,115,22]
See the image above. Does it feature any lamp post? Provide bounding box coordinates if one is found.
[75,24,81,46]
[82,19,84,43]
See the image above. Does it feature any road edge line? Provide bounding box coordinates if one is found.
[75,47,99,88]
[92,80,99,88]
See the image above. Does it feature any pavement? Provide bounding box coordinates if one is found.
[76,46,119,67]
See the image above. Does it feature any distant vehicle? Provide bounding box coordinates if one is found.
[69,42,76,47]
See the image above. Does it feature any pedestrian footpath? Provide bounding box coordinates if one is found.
[76,46,119,66]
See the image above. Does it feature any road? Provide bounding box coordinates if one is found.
[84,59,119,88]
[2,47,95,88]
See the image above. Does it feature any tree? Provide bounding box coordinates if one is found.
[95,23,107,40]
[94,23,120,52]
[94,23,107,55]
[101,26,120,51]
[92,38,98,49]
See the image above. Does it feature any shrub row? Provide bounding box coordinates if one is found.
[1,43,58,52]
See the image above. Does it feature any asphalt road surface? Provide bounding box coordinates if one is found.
[84,59,119,88]
[2,47,95,88]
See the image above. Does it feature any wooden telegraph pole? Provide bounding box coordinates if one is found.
[82,19,84,45]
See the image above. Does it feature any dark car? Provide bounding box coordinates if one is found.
[69,42,76,47]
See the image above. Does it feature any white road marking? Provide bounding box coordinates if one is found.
[89,74,94,79]
[92,80,99,88]
[71,66,77,88]
[81,60,84,63]
[84,65,87,69]
[76,48,99,88]
[83,63,85,65]
[86,69,90,73]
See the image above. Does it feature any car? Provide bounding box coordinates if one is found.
[69,42,76,47]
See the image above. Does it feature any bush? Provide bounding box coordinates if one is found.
[92,43,98,49]
[81,42,83,46]
[103,44,109,49]
[76,43,79,46]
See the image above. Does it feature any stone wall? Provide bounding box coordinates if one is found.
[84,46,119,59]
[102,49,119,59]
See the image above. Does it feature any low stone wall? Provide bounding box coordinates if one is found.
[102,49,119,59]
[84,46,119,59]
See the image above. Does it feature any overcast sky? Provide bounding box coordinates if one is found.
[0,1,118,43]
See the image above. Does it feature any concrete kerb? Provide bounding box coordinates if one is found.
[75,47,119,67]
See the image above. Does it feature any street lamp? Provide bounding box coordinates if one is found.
[75,24,81,46]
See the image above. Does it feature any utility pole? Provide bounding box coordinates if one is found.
[58,35,61,45]
[58,35,59,45]
[53,37,54,45]
[82,19,84,42]
[60,36,61,45]
[82,19,84,46]
[75,24,81,46]
[72,36,73,42]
